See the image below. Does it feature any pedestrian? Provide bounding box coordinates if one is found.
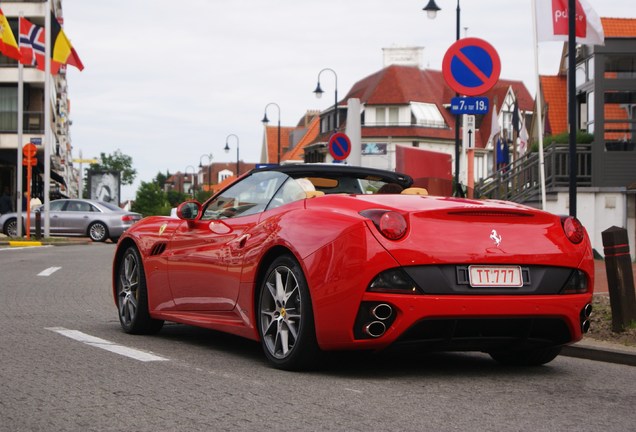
[0,186,12,214]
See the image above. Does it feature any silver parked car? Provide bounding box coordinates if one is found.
[0,199,142,242]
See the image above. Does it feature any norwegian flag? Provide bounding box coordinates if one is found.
[19,17,45,70]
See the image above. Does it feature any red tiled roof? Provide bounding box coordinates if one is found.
[264,125,295,163]
[282,115,320,161]
[602,17,636,38]
[540,75,567,135]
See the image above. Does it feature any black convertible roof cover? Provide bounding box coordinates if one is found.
[251,164,413,188]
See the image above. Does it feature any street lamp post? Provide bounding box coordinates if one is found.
[199,153,213,193]
[261,103,281,164]
[185,165,196,198]
[224,134,240,177]
[313,68,339,132]
[423,0,463,196]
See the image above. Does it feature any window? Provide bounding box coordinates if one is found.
[50,201,65,212]
[604,55,636,79]
[587,91,595,134]
[603,90,635,151]
[0,86,17,132]
[410,103,446,128]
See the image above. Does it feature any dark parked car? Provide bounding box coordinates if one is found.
[0,199,142,242]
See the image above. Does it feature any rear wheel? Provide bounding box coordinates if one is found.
[116,245,163,334]
[258,255,319,370]
[88,221,108,242]
[489,346,562,366]
[3,218,18,237]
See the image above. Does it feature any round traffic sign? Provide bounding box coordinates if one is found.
[442,37,501,96]
[328,132,351,161]
[23,143,37,158]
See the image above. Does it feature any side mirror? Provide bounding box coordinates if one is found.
[176,201,201,221]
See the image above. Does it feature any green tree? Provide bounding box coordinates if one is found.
[87,149,137,185]
[83,149,137,198]
[132,181,171,216]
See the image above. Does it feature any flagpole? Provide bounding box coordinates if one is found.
[567,0,577,218]
[16,14,24,236]
[43,0,51,236]
[531,0,547,210]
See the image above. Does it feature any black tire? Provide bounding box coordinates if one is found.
[257,254,320,370]
[489,346,562,366]
[116,246,164,334]
[88,221,108,242]
[110,236,120,244]
[3,218,18,237]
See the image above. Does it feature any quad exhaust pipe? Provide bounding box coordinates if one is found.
[371,303,393,321]
[363,304,394,338]
[365,321,387,338]
[581,303,592,333]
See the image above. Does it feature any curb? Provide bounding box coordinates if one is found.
[561,338,636,366]
[8,240,43,247]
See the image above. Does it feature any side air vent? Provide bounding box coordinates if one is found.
[150,242,167,256]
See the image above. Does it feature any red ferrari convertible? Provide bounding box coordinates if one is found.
[112,165,594,370]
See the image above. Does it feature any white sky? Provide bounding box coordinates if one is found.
[61,0,630,200]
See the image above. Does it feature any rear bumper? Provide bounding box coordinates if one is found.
[318,293,592,352]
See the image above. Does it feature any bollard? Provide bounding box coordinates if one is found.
[35,211,42,240]
[601,226,636,332]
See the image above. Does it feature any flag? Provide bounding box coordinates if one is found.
[488,103,500,145]
[535,0,604,46]
[50,12,83,73]
[519,119,529,156]
[19,17,45,70]
[0,8,21,61]
[496,137,510,169]
[512,100,520,134]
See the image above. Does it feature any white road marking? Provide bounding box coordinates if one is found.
[0,245,53,251]
[38,266,62,276]
[46,327,169,362]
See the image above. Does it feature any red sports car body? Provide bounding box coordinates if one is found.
[112,165,594,370]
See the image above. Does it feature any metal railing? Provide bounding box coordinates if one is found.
[475,143,593,203]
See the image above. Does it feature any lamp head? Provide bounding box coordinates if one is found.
[423,0,441,19]
[261,112,270,124]
[224,143,230,153]
[313,82,324,99]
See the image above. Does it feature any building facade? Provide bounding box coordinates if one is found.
[0,0,77,212]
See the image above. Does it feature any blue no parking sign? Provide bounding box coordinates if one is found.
[442,37,501,96]
[328,132,351,161]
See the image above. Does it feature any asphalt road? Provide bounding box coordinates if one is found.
[1,244,635,431]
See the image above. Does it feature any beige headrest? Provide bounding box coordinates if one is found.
[401,187,429,196]
[305,190,325,199]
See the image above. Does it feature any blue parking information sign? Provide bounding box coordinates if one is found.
[450,97,489,115]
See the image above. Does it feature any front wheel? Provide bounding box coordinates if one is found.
[489,346,562,366]
[258,255,320,370]
[116,246,164,334]
[88,221,108,242]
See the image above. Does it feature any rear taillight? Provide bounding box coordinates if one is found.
[360,209,408,240]
[121,215,135,222]
[561,216,584,244]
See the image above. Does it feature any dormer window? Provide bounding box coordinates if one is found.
[410,102,446,128]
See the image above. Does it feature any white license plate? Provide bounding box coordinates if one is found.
[468,265,523,287]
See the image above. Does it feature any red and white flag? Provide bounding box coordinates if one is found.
[19,17,45,70]
[535,0,604,46]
